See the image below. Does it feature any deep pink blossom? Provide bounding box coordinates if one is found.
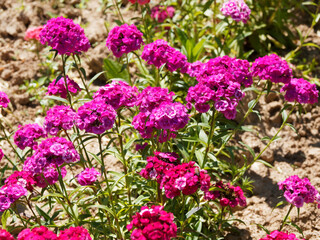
[17,226,58,240]
[220,0,251,23]
[40,16,90,55]
[0,183,28,211]
[44,105,77,135]
[251,54,292,84]
[127,205,177,240]
[77,168,100,186]
[0,91,10,108]
[76,98,117,134]
[259,230,305,240]
[0,229,15,240]
[204,181,247,207]
[14,123,47,150]
[58,226,92,240]
[278,175,319,208]
[47,76,81,99]
[128,0,150,5]
[0,149,3,161]
[93,80,139,109]
[281,78,318,104]
[151,5,175,23]
[5,171,36,191]
[106,24,143,58]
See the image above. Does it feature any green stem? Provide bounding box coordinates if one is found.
[202,109,218,168]
[72,54,91,98]
[126,54,133,86]
[97,134,122,238]
[112,0,125,23]
[74,127,92,167]
[61,55,73,109]
[233,103,296,183]
[215,82,267,157]
[279,204,294,231]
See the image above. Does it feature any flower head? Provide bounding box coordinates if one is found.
[128,0,150,5]
[106,24,143,58]
[278,175,319,208]
[220,0,251,23]
[39,16,90,55]
[281,78,318,104]
[47,75,81,99]
[24,26,43,41]
[77,168,100,186]
[127,205,177,240]
[0,149,3,161]
[44,105,77,136]
[14,123,47,150]
[0,229,15,240]
[0,91,10,108]
[76,98,117,134]
[251,54,292,84]
[93,80,139,109]
[259,230,305,240]
[58,226,92,240]
[5,171,36,191]
[17,226,58,240]
[151,5,175,23]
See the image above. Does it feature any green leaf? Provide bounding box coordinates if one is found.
[1,210,10,230]
[103,58,129,82]
[88,71,106,87]
[286,123,298,135]
[35,205,51,222]
[256,159,273,168]
[285,221,304,238]
[45,95,69,105]
[255,224,270,234]
[186,207,202,219]
[239,141,255,158]
[199,129,208,147]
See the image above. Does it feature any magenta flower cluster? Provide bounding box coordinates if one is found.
[220,0,251,23]
[93,80,139,110]
[47,76,81,99]
[76,98,116,134]
[141,39,187,72]
[127,205,177,240]
[151,5,175,23]
[161,161,211,199]
[44,105,77,135]
[0,183,27,212]
[140,151,180,184]
[278,175,319,208]
[204,181,247,208]
[0,149,3,161]
[0,229,15,240]
[24,26,43,41]
[39,16,90,55]
[77,167,100,186]
[259,230,305,240]
[281,78,319,104]
[0,91,10,108]
[5,171,36,191]
[14,123,46,150]
[106,24,144,58]
[58,226,92,240]
[251,54,292,84]
[18,226,58,240]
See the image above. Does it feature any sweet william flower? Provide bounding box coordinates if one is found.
[128,0,150,5]
[151,5,175,23]
[220,0,251,23]
[0,91,10,108]
[14,123,47,150]
[58,226,92,240]
[77,168,100,186]
[0,229,15,240]
[24,26,43,41]
[47,75,81,99]
[106,24,143,58]
[259,230,305,240]
[40,16,90,55]
[0,149,3,161]
[17,226,58,240]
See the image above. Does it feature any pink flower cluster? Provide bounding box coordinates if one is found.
[259,230,305,240]
[204,181,247,208]
[58,226,92,240]
[140,151,180,184]
[133,86,189,142]
[18,226,58,240]
[40,16,90,55]
[47,76,81,99]
[0,149,3,161]
[93,80,139,110]
[14,123,47,150]
[220,0,251,23]
[127,205,177,240]
[161,161,211,199]
[0,229,15,240]
[0,91,10,108]
[151,5,175,23]
[278,175,319,208]
[5,171,36,191]
[24,26,43,41]
[185,56,249,119]
[77,167,100,186]
[23,137,79,187]
[141,39,187,72]
[281,78,319,104]
[44,105,77,135]
[106,24,144,58]
[76,98,117,134]
[128,0,150,5]
[251,54,292,84]
[0,183,27,212]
